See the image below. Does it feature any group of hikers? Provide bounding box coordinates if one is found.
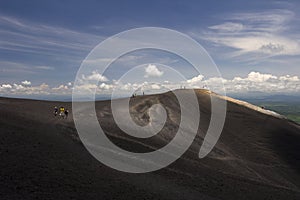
[131,91,145,98]
[54,106,69,119]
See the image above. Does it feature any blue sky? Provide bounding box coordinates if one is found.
[0,0,300,98]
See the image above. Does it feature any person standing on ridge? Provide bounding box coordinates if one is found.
[54,106,58,116]
[59,106,65,118]
[64,109,69,119]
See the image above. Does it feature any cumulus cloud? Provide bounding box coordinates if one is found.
[186,75,204,84]
[13,83,25,90]
[0,83,50,95]
[52,84,68,90]
[1,84,12,89]
[110,72,300,95]
[150,84,161,90]
[73,83,98,93]
[82,71,108,82]
[99,83,114,90]
[51,84,71,95]
[279,75,299,81]
[73,71,111,93]
[247,72,277,82]
[1,71,299,97]
[182,71,300,94]
[144,64,164,77]
[208,72,299,94]
[21,80,31,86]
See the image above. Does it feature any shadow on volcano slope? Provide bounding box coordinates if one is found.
[271,126,300,173]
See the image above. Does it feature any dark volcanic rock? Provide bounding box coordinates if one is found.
[0,89,299,200]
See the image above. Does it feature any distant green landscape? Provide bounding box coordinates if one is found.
[251,101,300,124]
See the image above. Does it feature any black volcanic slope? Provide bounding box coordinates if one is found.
[0,89,299,200]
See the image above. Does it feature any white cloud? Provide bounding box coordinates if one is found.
[247,72,277,82]
[279,75,299,81]
[144,64,164,77]
[51,84,71,95]
[52,84,68,90]
[228,9,294,31]
[183,71,300,94]
[21,80,31,86]
[1,84,12,89]
[99,83,114,90]
[150,84,161,90]
[199,9,300,59]
[82,71,108,82]
[209,22,244,32]
[13,83,24,90]
[1,83,50,95]
[1,71,299,97]
[210,72,299,94]
[0,15,103,61]
[35,66,54,70]
[71,71,115,94]
[186,74,204,84]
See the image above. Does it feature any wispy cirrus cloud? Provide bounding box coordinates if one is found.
[196,9,300,62]
[209,22,244,32]
[34,66,55,70]
[0,15,107,82]
[0,61,55,77]
[0,15,103,57]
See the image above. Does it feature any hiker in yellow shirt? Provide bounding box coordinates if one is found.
[59,106,65,118]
